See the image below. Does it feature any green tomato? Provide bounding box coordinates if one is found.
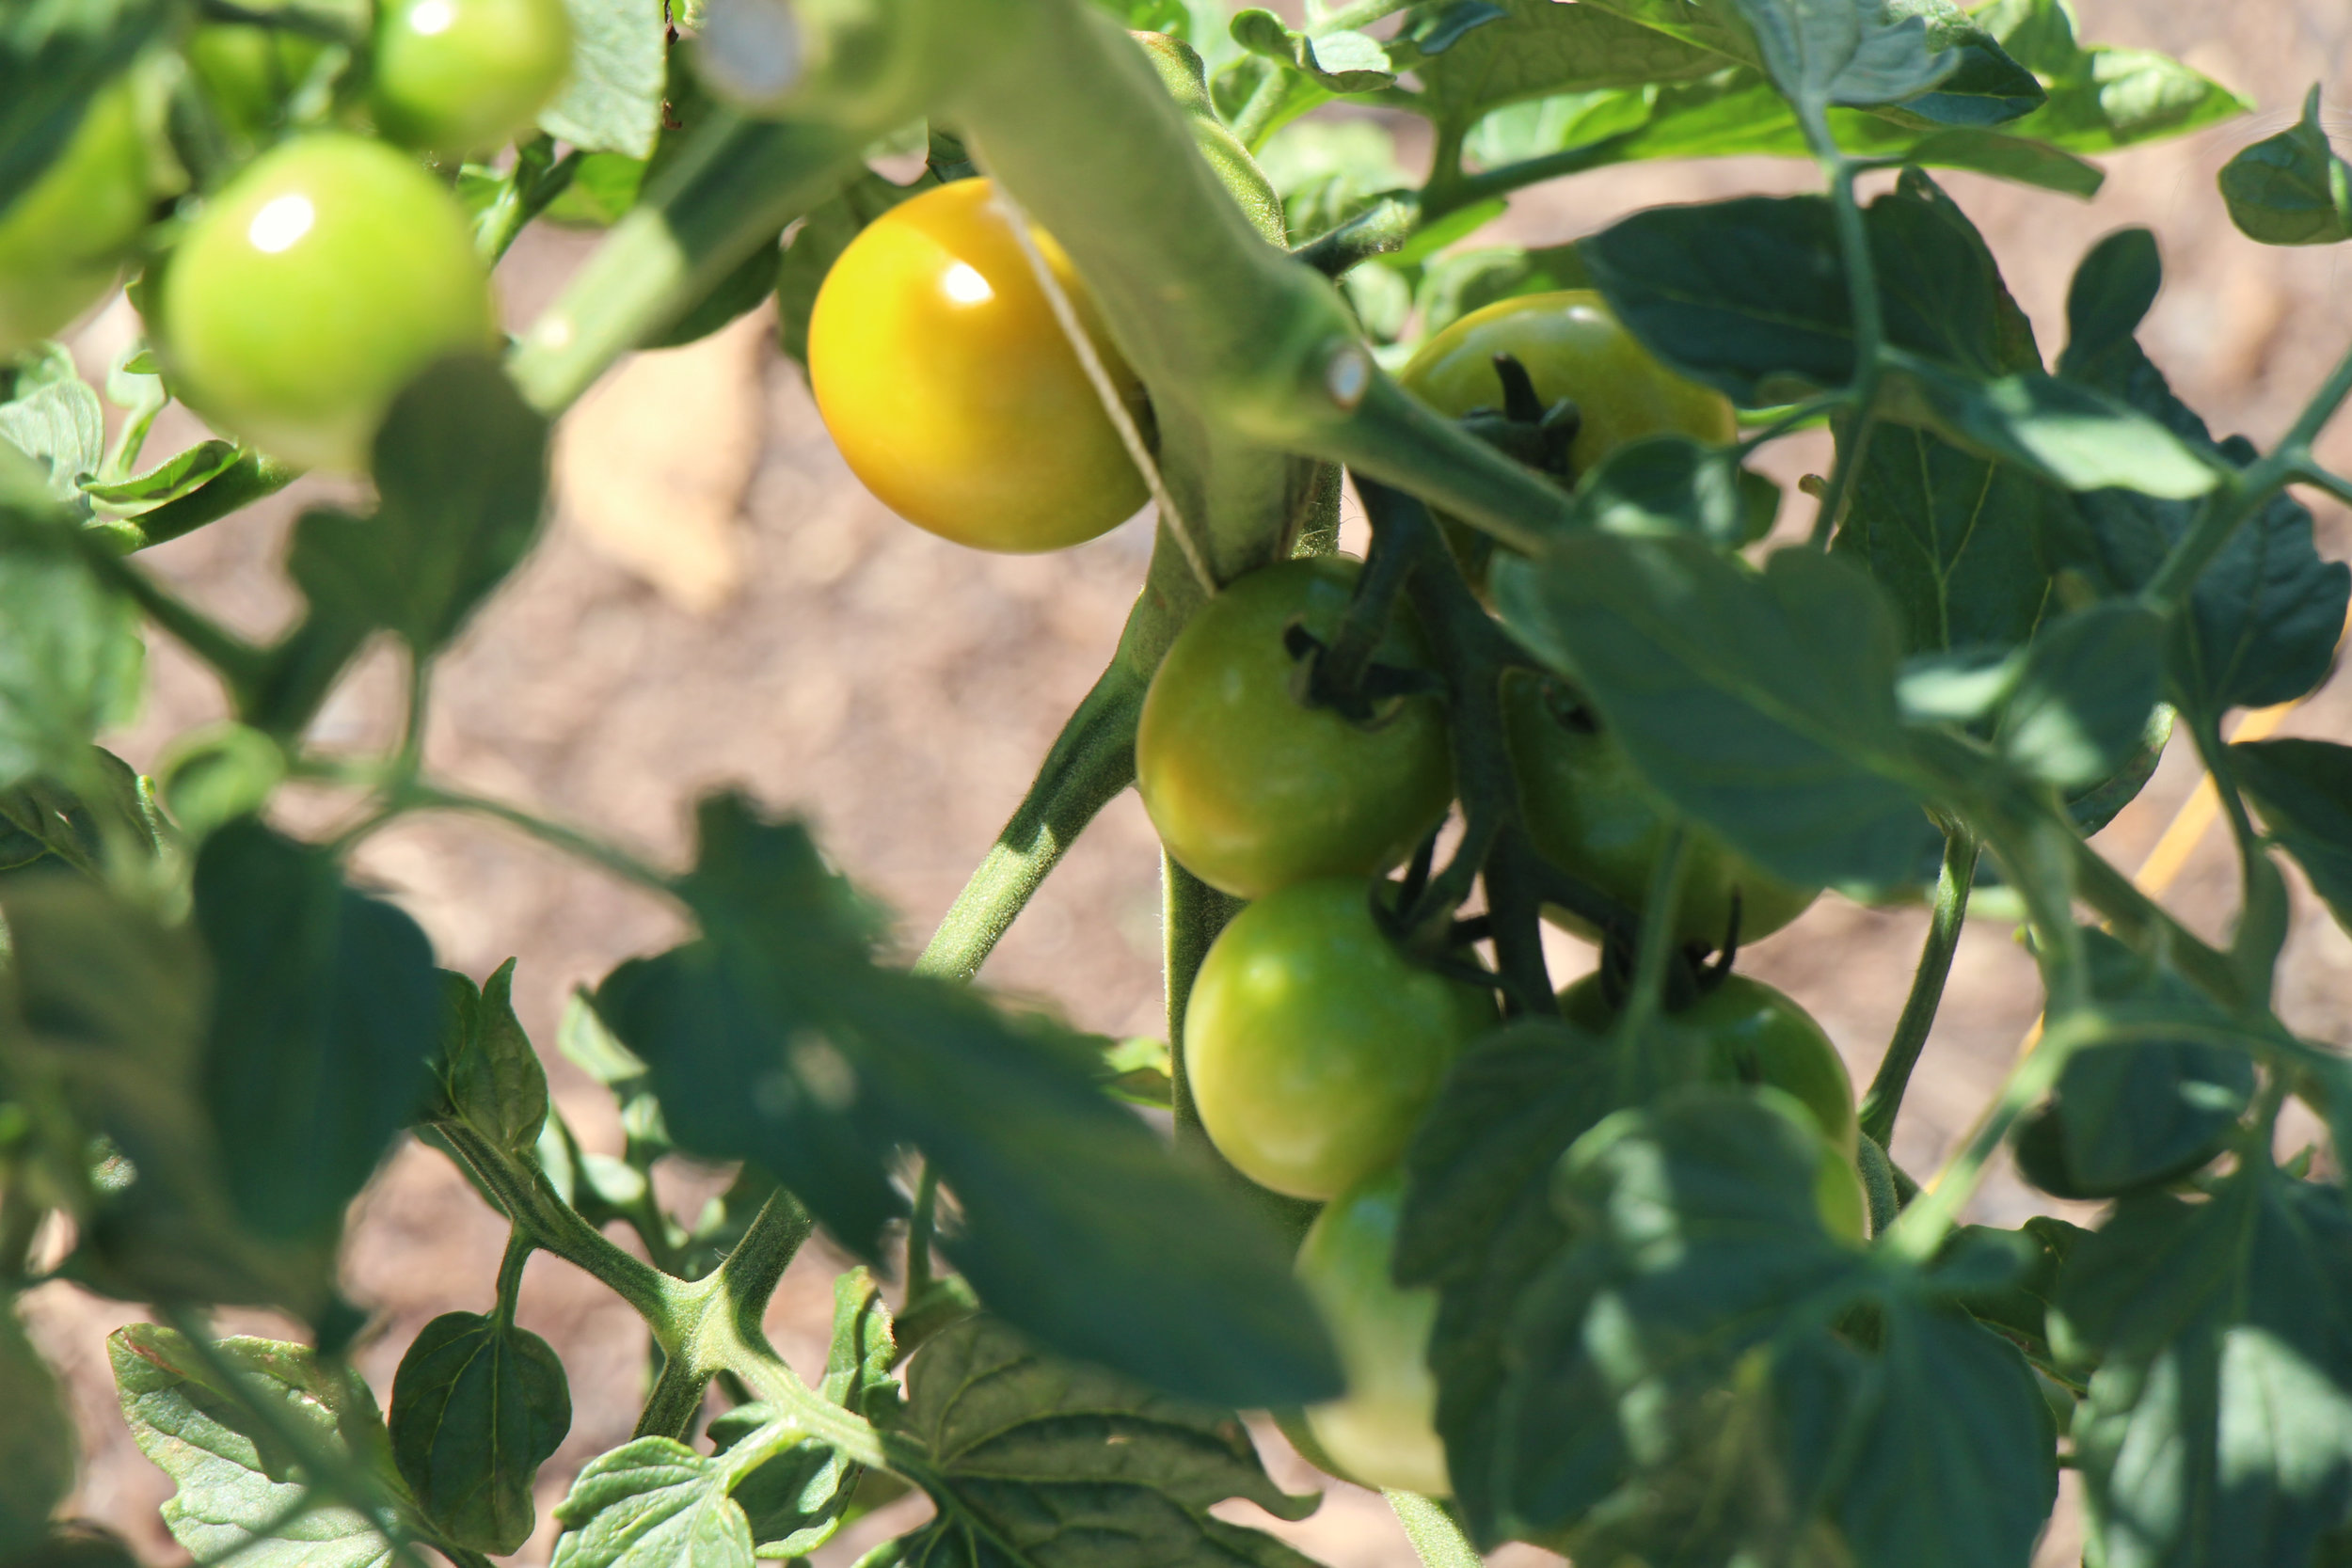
[1185,879,1494,1202]
[1137,558,1454,900]
[372,0,575,158]
[1561,973,1858,1160]
[0,81,152,357]
[1508,675,1818,949]
[157,134,496,471]
[186,9,329,148]
[1295,1169,1448,1497]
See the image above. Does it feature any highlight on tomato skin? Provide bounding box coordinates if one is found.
[371,0,576,159]
[1136,557,1454,901]
[806,177,1152,554]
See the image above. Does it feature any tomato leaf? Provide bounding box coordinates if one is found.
[389,1310,572,1554]
[432,959,551,1160]
[874,1315,1320,1568]
[2232,739,2352,939]
[548,1432,779,1568]
[1718,0,1957,119]
[539,0,665,159]
[194,820,440,1239]
[1494,533,1932,894]
[1567,434,1779,546]
[0,345,103,503]
[0,522,142,795]
[1996,601,2166,792]
[593,794,1340,1407]
[2052,1165,2352,1568]
[0,1307,72,1554]
[1975,0,2246,153]
[108,1325,415,1568]
[1405,0,1716,135]
[2220,85,2352,246]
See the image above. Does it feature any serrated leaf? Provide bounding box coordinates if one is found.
[548,1435,766,1568]
[2233,739,2352,939]
[2220,85,2352,246]
[540,0,664,157]
[0,345,103,502]
[594,794,1340,1407]
[882,1316,1320,1568]
[1996,600,2164,790]
[109,1325,411,1568]
[1494,533,1932,894]
[1975,0,2247,153]
[435,959,550,1157]
[2053,1165,2352,1568]
[194,820,440,1238]
[1230,9,1394,93]
[389,1310,572,1553]
[0,1307,72,1553]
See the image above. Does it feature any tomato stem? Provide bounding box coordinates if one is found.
[1858,827,1980,1149]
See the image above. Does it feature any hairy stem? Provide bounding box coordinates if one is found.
[1858,829,1979,1148]
[1806,161,1884,550]
[1386,1491,1482,1568]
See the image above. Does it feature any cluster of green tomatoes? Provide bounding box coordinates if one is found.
[807,179,1873,1497]
[2,0,572,470]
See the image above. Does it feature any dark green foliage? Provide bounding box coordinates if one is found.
[2219,86,2352,246]
[2233,739,2352,936]
[389,1310,572,1553]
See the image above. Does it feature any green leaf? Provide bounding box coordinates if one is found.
[1406,0,1721,134]
[2052,1164,2352,1568]
[540,150,647,226]
[159,721,286,843]
[1493,534,1932,894]
[645,235,784,350]
[434,959,550,1158]
[108,1324,411,1568]
[1720,0,1957,117]
[0,1307,72,1554]
[777,171,933,373]
[1257,119,1407,252]
[0,345,103,503]
[1939,1216,2088,1370]
[78,440,241,513]
[540,0,665,157]
[1395,1021,1620,1534]
[2219,85,2352,246]
[2054,245,2351,717]
[2011,931,2255,1199]
[194,820,440,1238]
[389,1310,572,1553]
[550,1421,805,1568]
[2232,739,2352,938]
[0,521,143,794]
[1231,9,1395,93]
[880,1315,1320,1568]
[595,795,1341,1407]
[1996,600,2164,791]
[1879,0,2043,128]
[1569,435,1780,546]
[1881,354,2220,499]
[0,0,171,214]
[1974,0,2248,153]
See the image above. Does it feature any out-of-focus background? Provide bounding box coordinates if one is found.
[25,4,2352,1563]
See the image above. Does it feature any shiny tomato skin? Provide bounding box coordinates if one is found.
[156,134,496,471]
[1399,289,1735,469]
[1561,972,1858,1160]
[1508,676,1819,949]
[1137,558,1454,900]
[807,178,1149,552]
[1184,879,1495,1202]
[0,82,151,356]
[1295,1169,1449,1497]
[372,0,575,158]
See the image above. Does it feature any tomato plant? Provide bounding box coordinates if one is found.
[1136,556,1453,898]
[4,4,2349,1568]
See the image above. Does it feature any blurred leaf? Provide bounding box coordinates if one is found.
[540,0,664,157]
[1975,0,2248,153]
[559,987,671,1163]
[1407,0,1719,134]
[0,1523,145,1567]
[647,234,783,350]
[1231,9,1394,93]
[2054,244,2351,718]
[1938,1216,2088,1370]
[1882,354,2219,499]
[109,1324,412,1568]
[1396,1021,1619,1533]
[158,721,285,843]
[2013,932,2255,1199]
[1996,601,2164,790]
[0,0,171,214]
[0,515,143,794]
[1256,119,1406,246]
[0,345,103,503]
[433,959,550,1159]
[1493,534,1932,894]
[0,1307,72,1554]
[389,1310,572,1554]
[877,1316,1320,1568]
[1569,434,1780,546]
[194,820,440,1238]
[2052,1164,2352,1568]
[594,795,1340,1407]
[78,440,241,514]
[1096,1033,1173,1109]
[2220,85,2352,246]
[539,150,647,226]
[2233,739,2352,938]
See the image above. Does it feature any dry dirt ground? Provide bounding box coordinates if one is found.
[24,4,2352,1563]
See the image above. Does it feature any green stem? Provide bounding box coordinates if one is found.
[509,113,863,414]
[2293,459,2352,511]
[1807,160,1884,550]
[914,657,1145,980]
[1615,826,1691,1050]
[2192,715,2291,992]
[74,539,271,692]
[490,1227,532,1331]
[401,782,678,900]
[1164,856,1243,1142]
[1425,132,1639,221]
[1385,1491,1482,1568]
[1858,829,1979,1148]
[100,453,302,553]
[473,137,580,264]
[1294,193,1418,277]
[1228,66,1291,150]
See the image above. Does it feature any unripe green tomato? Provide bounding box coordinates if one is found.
[186,9,328,147]
[157,134,496,471]
[1184,879,1495,1201]
[1508,676,1818,949]
[1137,558,1454,900]
[808,178,1149,552]
[1560,973,1857,1159]
[0,81,152,357]
[372,0,575,158]
[1295,1169,1448,1497]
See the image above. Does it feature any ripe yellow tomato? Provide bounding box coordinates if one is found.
[807,179,1150,552]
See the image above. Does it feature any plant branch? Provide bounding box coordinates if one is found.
[1806,160,1884,550]
[85,453,301,554]
[1386,1490,1482,1568]
[1858,828,1979,1148]
[2189,714,2292,993]
[1424,132,1641,221]
[400,782,678,900]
